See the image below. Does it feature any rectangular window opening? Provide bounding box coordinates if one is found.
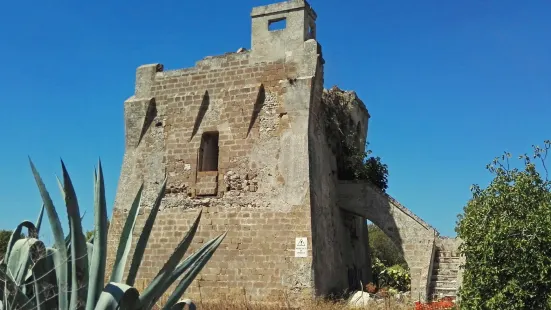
[198,131,219,172]
[268,18,287,31]
[307,24,315,39]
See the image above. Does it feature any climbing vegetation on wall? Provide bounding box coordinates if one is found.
[347,147,389,192]
[456,140,551,310]
[322,88,389,192]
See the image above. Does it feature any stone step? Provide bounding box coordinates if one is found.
[432,262,460,272]
[432,287,457,295]
[435,256,460,263]
[431,289,458,298]
[432,268,459,275]
[434,257,461,264]
[430,280,458,289]
[430,289,458,298]
[435,250,461,258]
[431,274,458,282]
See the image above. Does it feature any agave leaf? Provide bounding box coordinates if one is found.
[163,232,227,309]
[0,264,35,310]
[43,247,61,305]
[56,175,65,203]
[86,242,94,270]
[126,177,167,286]
[161,234,220,291]
[5,238,41,286]
[29,158,69,310]
[138,210,202,309]
[60,160,89,310]
[21,239,48,289]
[146,232,220,303]
[4,221,36,265]
[94,283,140,310]
[30,240,56,310]
[170,299,197,310]
[32,271,44,310]
[65,234,71,249]
[0,275,4,307]
[86,160,108,310]
[35,205,45,236]
[109,183,144,283]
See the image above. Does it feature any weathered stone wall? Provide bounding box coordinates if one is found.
[308,86,372,296]
[107,0,444,302]
[337,181,437,300]
[435,236,464,296]
[107,0,325,301]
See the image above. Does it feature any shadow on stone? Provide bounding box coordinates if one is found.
[137,98,157,146]
[247,84,265,138]
[337,181,437,300]
[190,91,210,142]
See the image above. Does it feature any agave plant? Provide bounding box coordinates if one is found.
[0,159,226,310]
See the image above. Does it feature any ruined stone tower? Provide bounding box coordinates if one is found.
[108,0,461,302]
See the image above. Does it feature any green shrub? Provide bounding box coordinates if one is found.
[368,224,406,267]
[376,263,411,292]
[456,140,551,309]
[370,257,410,293]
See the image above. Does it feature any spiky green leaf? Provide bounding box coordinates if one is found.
[6,238,39,286]
[163,232,226,309]
[4,221,36,265]
[163,234,220,291]
[30,240,56,310]
[60,160,89,310]
[35,205,45,236]
[126,177,167,286]
[109,183,144,283]
[29,158,68,310]
[86,160,108,310]
[139,210,202,309]
[94,283,140,310]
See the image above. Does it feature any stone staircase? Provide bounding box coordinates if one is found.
[429,248,461,300]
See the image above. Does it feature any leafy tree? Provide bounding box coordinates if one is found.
[0,230,24,260]
[456,140,551,309]
[359,155,389,192]
[339,138,389,192]
[0,230,12,259]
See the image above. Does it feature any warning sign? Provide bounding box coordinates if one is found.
[295,237,308,258]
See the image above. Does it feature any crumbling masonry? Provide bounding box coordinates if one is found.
[107,0,462,302]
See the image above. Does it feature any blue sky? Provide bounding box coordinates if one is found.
[0,0,550,239]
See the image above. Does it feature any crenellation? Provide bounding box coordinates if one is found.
[106,0,456,304]
[134,63,163,98]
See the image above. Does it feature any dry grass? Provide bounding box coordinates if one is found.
[134,280,416,310]
[193,297,415,310]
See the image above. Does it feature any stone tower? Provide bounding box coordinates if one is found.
[108,0,453,302]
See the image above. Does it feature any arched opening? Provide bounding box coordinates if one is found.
[366,220,411,294]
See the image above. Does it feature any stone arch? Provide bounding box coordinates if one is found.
[337,180,437,300]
